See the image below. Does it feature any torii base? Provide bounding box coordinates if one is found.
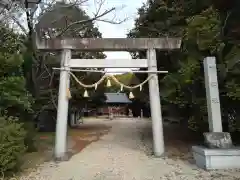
[54,152,73,162]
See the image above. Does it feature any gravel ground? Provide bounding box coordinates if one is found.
[19,118,240,180]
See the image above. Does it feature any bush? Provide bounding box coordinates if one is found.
[0,116,27,174]
[22,121,37,152]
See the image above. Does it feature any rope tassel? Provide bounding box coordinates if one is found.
[129,92,134,99]
[106,79,111,87]
[120,85,123,92]
[95,83,98,90]
[83,89,89,97]
[66,88,72,99]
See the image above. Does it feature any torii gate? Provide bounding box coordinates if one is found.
[36,37,181,160]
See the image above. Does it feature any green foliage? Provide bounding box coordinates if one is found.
[23,122,37,152]
[184,7,222,54]
[129,0,240,132]
[0,76,32,115]
[0,23,35,154]
[0,116,27,173]
[0,23,33,117]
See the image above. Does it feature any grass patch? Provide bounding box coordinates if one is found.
[20,131,55,171]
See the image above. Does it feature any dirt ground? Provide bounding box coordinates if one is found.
[21,121,111,171]
[69,123,111,153]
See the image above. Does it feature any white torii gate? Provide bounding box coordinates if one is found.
[36,37,181,160]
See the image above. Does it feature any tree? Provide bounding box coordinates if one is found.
[0,0,126,113]
[34,2,108,113]
[0,22,34,169]
[128,0,240,132]
[0,23,32,119]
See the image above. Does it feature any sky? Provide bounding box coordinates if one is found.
[83,0,146,73]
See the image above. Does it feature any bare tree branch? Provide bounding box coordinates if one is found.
[97,18,128,24]
[92,3,128,25]
[10,14,28,34]
[56,7,116,37]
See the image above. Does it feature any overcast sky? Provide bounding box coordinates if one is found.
[84,0,146,73]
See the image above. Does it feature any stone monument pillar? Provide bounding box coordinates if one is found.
[203,57,223,132]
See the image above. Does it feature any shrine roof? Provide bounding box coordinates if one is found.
[104,93,132,104]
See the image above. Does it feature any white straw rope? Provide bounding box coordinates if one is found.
[68,72,154,89]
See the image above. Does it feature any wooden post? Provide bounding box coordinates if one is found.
[55,49,71,160]
[147,49,164,156]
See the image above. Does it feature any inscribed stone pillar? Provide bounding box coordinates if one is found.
[203,57,222,132]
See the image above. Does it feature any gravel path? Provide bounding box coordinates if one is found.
[20,118,240,180]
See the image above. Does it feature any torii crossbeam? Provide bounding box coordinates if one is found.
[36,37,181,51]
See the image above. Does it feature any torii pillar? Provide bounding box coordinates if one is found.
[148,49,164,156]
